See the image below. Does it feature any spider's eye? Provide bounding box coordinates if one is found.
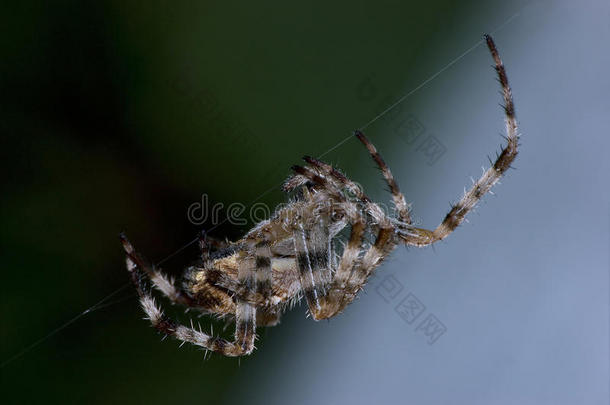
[331,210,345,221]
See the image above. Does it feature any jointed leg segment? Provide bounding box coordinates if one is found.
[289,35,517,315]
[121,34,518,356]
[287,160,398,319]
[354,130,412,227]
[400,35,519,246]
[120,234,256,356]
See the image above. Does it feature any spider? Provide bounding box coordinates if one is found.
[120,35,518,357]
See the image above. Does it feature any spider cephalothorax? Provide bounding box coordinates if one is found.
[120,35,518,357]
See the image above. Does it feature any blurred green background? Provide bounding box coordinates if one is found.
[1,2,463,402]
[6,1,600,404]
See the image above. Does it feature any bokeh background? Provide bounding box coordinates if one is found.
[2,1,608,404]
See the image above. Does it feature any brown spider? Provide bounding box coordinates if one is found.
[120,35,518,357]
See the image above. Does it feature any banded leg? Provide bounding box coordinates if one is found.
[285,157,384,232]
[207,203,316,308]
[293,216,333,319]
[319,201,368,317]
[235,239,276,304]
[283,160,362,208]
[290,161,395,268]
[281,168,356,318]
[207,259,300,308]
[204,231,286,325]
[296,197,394,320]
[254,241,275,303]
[287,164,395,317]
[326,201,397,317]
[329,200,367,290]
[354,130,412,226]
[292,161,392,231]
[120,234,256,356]
[402,34,519,247]
[214,199,366,318]
[285,156,372,205]
[118,233,195,307]
[228,160,388,319]
[302,155,373,203]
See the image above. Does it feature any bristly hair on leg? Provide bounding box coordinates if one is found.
[120,34,520,356]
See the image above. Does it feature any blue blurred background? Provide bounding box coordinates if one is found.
[2,1,608,404]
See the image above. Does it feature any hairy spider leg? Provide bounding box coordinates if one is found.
[353,131,412,227]
[290,165,397,319]
[120,234,256,356]
[117,233,195,307]
[402,34,519,246]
